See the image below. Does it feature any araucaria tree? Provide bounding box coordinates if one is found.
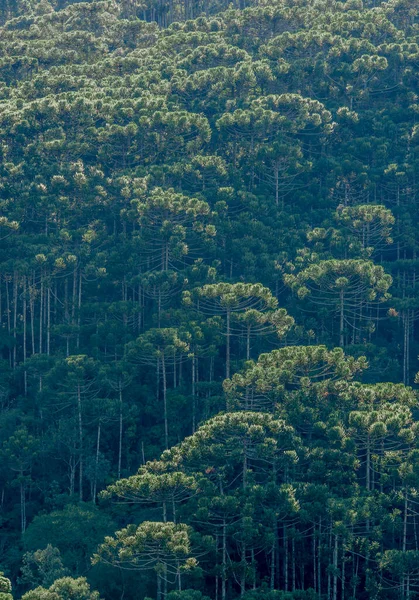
[284,260,392,347]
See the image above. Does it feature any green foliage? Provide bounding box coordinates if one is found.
[166,592,211,600]
[21,577,100,600]
[20,545,69,589]
[93,521,199,578]
[284,259,392,346]
[102,468,198,507]
[243,590,319,600]
[0,573,13,600]
[23,505,116,575]
[1,1,419,599]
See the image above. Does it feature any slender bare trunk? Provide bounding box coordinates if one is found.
[30,282,35,355]
[313,527,317,593]
[39,273,43,354]
[284,524,288,591]
[162,353,168,449]
[23,277,27,395]
[226,309,231,380]
[72,266,77,323]
[222,517,227,600]
[157,573,162,600]
[12,272,17,368]
[5,278,10,366]
[342,543,345,600]
[270,538,275,590]
[192,353,196,433]
[333,534,338,600]
[93,419,101,503]
[77,270,82,349]
[118,384,123,480]
[69,454,75,497]
[20,479,26,533]
[403,489,408,553]
[47,285,51,355]
[318,520,322,597]
[78,383,83,501]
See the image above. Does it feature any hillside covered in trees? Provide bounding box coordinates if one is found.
[1,0,419,598]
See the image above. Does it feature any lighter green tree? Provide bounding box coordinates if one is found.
[284,259,392,346]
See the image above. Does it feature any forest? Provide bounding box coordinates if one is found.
[1,0,419,598]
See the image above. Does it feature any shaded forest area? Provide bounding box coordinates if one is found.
[1,0,419,599]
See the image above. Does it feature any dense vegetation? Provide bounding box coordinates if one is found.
[1,0,419,598]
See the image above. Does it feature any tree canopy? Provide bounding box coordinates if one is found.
[2,0,419,599]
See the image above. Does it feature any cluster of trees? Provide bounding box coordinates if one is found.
[1,0,419,598]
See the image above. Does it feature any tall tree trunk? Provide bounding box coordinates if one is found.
[339,289,344,347]
[12,272,17,368]
[251,547,256,590]
[191,352,196,433]
[240,541,246,597]
[77,270,82,349]
[39,272,43,353]
[270,538,275,590]
[30,281,35,355]
[327,526,331,600]
[403,310,411,385]
[318,521,322,597]
[93,419,101,503]
[69,454,75,497]
[215,534,219,600]
[20,478,26,533]
[162,352,168,449]
[226,309,231,380]
[157,572,162,600]
[366,435,371,491]
[333,534,338,600]
[47,285,51,355]
[403,489,408,553]
[78,383,83,501]
[23,277,27,395]
[72,266,77,323]
[313,526,317,594]
[118,384,123,480]
[222,517,227,600]
[283,524,288,591]
[177,560,182,591]
[6,277,11,366]
[341,543,345,600]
